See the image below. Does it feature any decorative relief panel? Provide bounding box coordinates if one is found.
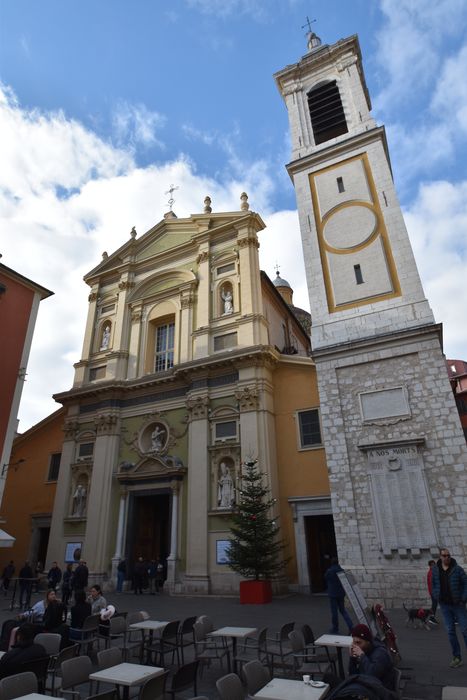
[235,385,259,412]
[359,386,411,424]
[186,395,210,420]
[365,443,438,557]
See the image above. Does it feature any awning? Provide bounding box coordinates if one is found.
[0,529,15,547]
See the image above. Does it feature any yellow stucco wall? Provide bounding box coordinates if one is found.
[273,360,330,582]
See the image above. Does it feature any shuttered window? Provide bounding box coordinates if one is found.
[308,81,348,145]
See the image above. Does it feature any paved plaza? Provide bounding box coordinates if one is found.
[1,590,467,699]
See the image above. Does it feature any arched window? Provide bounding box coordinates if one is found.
[308,80,348,145]
[154,318,175,372]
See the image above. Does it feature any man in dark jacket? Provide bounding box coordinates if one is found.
[18,561,34,608]
[73,560,89,591]
[0,623,46,678]
[431,547,467,668]
[47,561,62,590]
[324,557,354,634]
[348,624,394,690]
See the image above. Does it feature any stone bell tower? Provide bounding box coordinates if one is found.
[274,32,467,605]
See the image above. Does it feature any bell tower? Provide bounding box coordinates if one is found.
[275,33,467,604]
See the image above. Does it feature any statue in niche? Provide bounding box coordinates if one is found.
[151,424,166,453]
[221,287,233,315]
[72,484,87,517]
[100,325,111,351]
[217,462,235,508]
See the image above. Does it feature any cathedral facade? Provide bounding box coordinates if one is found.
[47,196,331,594]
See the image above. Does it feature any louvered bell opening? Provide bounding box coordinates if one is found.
[308,81,348,145]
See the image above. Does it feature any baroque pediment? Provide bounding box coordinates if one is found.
[118,455,186,482]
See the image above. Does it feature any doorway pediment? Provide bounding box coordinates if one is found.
[118,455,186,482]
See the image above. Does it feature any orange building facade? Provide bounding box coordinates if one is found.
[0,409,64,572]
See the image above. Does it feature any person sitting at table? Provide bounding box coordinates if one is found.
[87,584,107,614]
[0,623,47,679]
[70,589,92,626]
[348,624,394,690]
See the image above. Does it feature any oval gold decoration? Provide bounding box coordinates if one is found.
[323,204,377,250]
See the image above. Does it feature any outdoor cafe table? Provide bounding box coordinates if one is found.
[253,678,329,700]
[15,695,49,700]
[207,626,257,672]
[128,619,169,663]
[314,634,352,679]
[89,661,164,700]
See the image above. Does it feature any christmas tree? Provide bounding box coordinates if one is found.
[228,458,289,580]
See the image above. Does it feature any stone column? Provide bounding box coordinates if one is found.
[193,248,210,359]
[166,480,180,592]
[184,394,210,593]
[110,489,128,589]
[84,411,120,578]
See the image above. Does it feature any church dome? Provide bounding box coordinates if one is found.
[272,271,292,289]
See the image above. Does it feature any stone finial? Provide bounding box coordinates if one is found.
[240,192,249,211]
[204,196,212,213]
[307,31,322,52]
[130,226,137,239]
[102,251,108,260]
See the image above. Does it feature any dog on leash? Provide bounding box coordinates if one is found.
[403,603,434,630]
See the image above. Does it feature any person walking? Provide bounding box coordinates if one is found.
[324,557,354,634]
[61,563,73,606]
[116,559,126,593]
[18,561,34,609]
[73,560,89,591]
[1,561,15,596]
[133,557,146,595]
[431,547,467,668]
[427,559,438,623]
[47,561,62,591]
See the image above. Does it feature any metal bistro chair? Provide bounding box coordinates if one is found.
[46,643,80,696]
[98,616,127,654]
[177,616,197,664]
[69,614,101,655]
[165,660,199,700]
[193,621,230,676]
[125,612,146,661]
[216,673,245,700]
[85,692,118,700]
[34,632,62,656]
[288,630,328,680]
[139,671,169,700]
[94,648,123,694]
[19,656,51,694]
[60,654,94,699]
[144,619,180,668]
[234,627,269,672]
[0,671,38,700]
[265,622,294,675]
[300,624,337,674]
[241,660,270,696]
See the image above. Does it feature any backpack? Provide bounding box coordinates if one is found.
[328,674,398,700]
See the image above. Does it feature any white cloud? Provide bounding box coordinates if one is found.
[112,101,166,149]
[404,180,467,359]
[431,44,467,134]
[0,83,281,432]
[374,0,466,112]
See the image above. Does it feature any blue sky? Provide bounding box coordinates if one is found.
[1,0,467,430]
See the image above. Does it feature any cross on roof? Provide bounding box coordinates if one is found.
[301,16,316,34]
[165,184,179,211]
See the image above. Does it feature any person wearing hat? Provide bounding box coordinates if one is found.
[349,623,395,690]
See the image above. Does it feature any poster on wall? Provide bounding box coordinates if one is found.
[65,542,82,563]
[216,540,231,565]
[337,570,378,637]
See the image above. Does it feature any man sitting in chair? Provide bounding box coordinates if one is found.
[349,624,394,690]
[0,623,46,678]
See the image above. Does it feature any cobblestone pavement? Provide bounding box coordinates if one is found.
[2,590,467,699]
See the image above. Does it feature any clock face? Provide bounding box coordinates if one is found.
[323,204,378,250]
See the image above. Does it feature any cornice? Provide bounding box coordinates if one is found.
[286,126,391,180]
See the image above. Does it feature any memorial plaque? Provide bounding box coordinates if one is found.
[367,445,438,553]
[360,387,410,421]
